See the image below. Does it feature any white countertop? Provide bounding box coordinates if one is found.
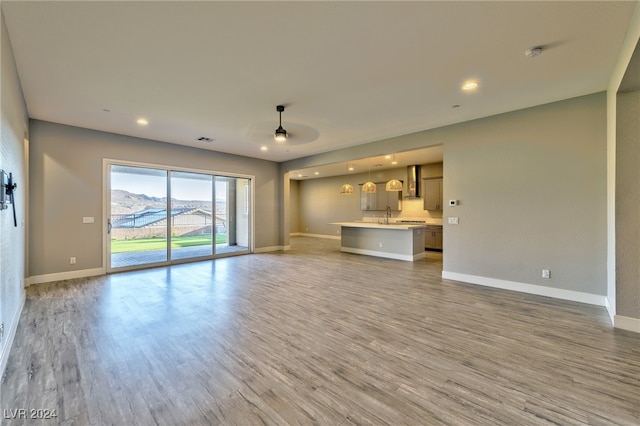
[332,221,427,230]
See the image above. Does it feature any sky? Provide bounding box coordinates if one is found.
[111,171,227,201]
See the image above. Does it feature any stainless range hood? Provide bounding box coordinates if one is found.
[406,165,420,198]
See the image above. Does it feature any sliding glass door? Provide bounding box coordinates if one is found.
[170,171,214,260]
[109,165,169,269]
[107,162,252,272]
[215,176,251,255]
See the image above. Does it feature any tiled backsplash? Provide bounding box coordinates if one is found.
[362,198,443,225]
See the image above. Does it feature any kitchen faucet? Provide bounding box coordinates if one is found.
[386,206,391,224]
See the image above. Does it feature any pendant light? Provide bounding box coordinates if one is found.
[362,157,377,193]
[386,154,403,191]
[340,162,354,195]
[386,178,403,191]
[274,105,287,143]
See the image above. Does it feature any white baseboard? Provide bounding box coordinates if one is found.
[298,233,341,240]
[614,315,640,333]
[441,271,607,306]
[605,297,615,324]
[27,267,106,286]
[0,290,25,378]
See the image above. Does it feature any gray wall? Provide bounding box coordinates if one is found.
[1,10,28,374]
[443,93,606,296]
[298,173,363,236]
[29,120,281,277]
[287,93,608,297]
[616,89,640,318]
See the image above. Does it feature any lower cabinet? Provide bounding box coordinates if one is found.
[424,225,443,250]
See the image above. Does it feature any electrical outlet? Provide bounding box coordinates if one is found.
[70,257,77,265]
[379,242,383,248]
[542,269,550,279]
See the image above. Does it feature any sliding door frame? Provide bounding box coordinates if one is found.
[103,159,255,273]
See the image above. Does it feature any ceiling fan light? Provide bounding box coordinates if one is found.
[385,179,403,191]
[274,105,288,143]
[362,181,377,193]
[274,126,287,143]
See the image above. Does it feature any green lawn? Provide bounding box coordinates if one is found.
[111,234,226,253]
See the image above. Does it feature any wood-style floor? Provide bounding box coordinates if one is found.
[2,237,639,425]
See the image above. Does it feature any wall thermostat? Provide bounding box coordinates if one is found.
[449,200,458,206]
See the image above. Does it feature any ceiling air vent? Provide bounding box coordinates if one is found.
[197,136,214,142]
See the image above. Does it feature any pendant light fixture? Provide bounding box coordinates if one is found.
[386,178,403,191]
[274,105,287,143]
[386,154,403,191]
[362,157,377,193]
[340,162,354,195]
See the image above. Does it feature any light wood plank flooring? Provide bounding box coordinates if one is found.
[2,237,639,425]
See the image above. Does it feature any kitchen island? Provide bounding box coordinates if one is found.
[332,222,426,261]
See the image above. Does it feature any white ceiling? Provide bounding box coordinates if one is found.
[2,1,636,166]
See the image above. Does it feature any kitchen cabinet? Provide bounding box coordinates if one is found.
[424,225,443,250]
[360,184,402,211]
[360,189,376,211]
[423,177,443,211]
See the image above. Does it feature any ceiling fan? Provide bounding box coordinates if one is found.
[246,105,320,148]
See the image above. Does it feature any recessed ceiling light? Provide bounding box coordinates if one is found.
[462,81,478,91]
[260,146,268,151]
[102,108,111,112]
[136,118,148,126]
[452,104,461,109]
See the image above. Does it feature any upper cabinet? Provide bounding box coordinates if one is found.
[360,188,376,211]
[423,177,443,210]
[360,184,402,211]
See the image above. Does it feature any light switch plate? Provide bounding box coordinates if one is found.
[448,217,459,225]
[83,217,94,224]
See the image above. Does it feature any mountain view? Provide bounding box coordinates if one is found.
[111,189,222,214]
